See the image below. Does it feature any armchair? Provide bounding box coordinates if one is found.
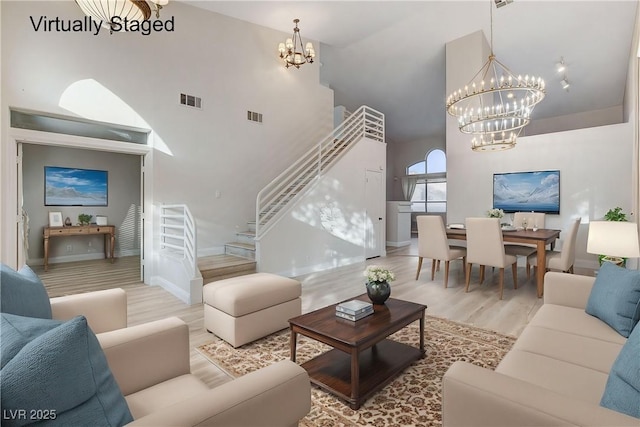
[52,289,311,426]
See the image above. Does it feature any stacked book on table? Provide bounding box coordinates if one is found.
[335,299,374,321]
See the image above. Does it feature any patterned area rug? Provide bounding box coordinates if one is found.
[196,315,516,426]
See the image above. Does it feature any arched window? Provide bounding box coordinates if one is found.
[406,149,447,213]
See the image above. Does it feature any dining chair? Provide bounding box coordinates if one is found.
[505,212,547,258]
[465,217,518,300]
[416,215,466,288]
[527,217,581,279]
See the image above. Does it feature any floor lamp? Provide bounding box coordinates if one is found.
[587,221,640,267]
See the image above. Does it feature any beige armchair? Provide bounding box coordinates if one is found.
[50,289,311,426]
[465,218,518,300]
[416,215,466,288]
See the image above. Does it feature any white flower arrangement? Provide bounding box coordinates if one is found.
[364,265,396,283]
[487,208,505,219]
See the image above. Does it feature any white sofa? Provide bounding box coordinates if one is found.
[51,288,311,426]
[442,272,639,426]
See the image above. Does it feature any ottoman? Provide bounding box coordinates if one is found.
[203,272,302,347]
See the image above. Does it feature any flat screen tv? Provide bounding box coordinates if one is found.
[493,170,560,214]
[45,166,108,206]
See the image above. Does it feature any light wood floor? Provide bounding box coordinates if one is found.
[34,240,592,389]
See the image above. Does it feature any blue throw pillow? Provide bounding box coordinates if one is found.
[0,263,52,319]
[1,313,133,426]
[600,323,640,418]
[586,262,640,337]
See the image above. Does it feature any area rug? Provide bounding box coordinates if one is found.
[196,316,516,426]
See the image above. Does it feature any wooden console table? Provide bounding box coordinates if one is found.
[43,225,115,271]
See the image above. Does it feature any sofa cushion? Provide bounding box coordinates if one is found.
[1,313,133,426]
[512,324,623,374]
[529,304,626,345]
[586,262,640,337]
[600,324,640,418]
[0,263,52,319]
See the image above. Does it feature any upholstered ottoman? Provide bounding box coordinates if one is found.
[203,272,302,347]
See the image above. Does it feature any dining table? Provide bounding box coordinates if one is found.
[445,227,561,298]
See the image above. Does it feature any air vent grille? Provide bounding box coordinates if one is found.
[180,93,202,109]
[247,111,263,123]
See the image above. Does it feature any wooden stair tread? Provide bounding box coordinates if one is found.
[198,254,256,283]
[224,242,255,250]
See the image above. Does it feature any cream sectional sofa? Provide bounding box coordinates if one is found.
[443,272,639,426]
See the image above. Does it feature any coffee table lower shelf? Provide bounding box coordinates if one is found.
[301,338,423,409]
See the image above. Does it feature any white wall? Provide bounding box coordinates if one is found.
[525,106,623,136]
[445,32,634,270]
[258,136,386,276]
[1,2,334,280]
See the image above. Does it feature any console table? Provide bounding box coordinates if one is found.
[43,225,115,271]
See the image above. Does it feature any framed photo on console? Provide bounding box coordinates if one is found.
[48,211,63,227]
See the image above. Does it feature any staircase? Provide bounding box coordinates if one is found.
[255,106,384,238]
[216,106,384,274]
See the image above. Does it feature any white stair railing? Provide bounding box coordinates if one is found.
[160,204,198,278]
[255,105,384,238]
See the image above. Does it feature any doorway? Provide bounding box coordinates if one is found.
[365,169,384,259]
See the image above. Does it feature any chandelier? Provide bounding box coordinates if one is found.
[445,1,545,151]
[278,19,316,69]
[76,0,168,28]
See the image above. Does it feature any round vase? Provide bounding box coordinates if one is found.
[366,280,391,305]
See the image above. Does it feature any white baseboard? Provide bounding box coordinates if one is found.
[386,240,411,247]
[28,249,140,266]
[150,275,190,304]
[267,256,365,277]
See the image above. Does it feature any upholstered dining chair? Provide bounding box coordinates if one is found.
[527,217,581,279]
[465,217,518,300]
[416,215,466,288]
[505,212,548,258]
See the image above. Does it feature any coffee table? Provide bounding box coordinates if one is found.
[288,295,427,409]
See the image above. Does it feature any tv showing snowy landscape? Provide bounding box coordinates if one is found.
[493,170,560,214]
[45,166,108,206]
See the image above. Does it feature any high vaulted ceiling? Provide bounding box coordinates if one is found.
[185,1,638,144]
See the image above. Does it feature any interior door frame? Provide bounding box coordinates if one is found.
[9,127,151,280]
[365,168,385,259]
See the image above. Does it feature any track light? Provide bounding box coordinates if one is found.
[561,77,570,91]
[556,57,566,73]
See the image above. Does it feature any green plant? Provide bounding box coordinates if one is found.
[78,214,92,225]
[603,207,627,222]
[599,207,628,266]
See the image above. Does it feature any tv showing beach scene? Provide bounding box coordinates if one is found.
[45,166,108,206]
[493,170,560,214]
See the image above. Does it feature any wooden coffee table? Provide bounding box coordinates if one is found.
[289,295,427,409]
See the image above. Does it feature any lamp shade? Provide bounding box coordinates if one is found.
[587,221,640,258]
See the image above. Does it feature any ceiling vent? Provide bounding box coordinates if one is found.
[180,93,202,109]
[247,110,263,124]
[494,0,514,8]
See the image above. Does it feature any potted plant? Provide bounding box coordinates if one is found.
[78,213,93,226]
[599,207,628,266]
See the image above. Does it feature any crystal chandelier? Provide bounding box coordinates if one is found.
[76,0,168,29]
[278,19,316,69]
[446,1,545,151]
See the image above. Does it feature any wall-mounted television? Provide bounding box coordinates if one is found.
[493,170,560,214]
[45,166,108,206]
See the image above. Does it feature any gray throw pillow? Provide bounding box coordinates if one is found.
[1,313,133,426]
[0,263,52,319]
[585,262,640,337]
[600,323,640,418]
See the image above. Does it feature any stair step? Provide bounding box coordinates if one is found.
[224,242,256,260]
[236,231,255,245]
[198,254,257,283]
[247,221,256,232]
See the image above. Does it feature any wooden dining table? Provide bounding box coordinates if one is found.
[445,228,561,298]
